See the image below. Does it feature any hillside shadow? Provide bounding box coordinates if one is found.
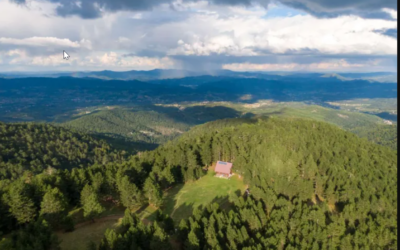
[144,105,255,126]
[92,133,159,152]
[372,112,397,122]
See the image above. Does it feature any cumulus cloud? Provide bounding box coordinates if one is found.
[168,14,397,56]
[1,0,397,72]
[4,48,74,66]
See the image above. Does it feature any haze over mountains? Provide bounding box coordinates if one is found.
[0,72,396,123]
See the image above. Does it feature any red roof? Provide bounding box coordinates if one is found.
[215,161,232,175]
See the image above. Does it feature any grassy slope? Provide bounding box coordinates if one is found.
[161,170,246,223]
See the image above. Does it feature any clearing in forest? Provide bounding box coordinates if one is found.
[160,170,246,223]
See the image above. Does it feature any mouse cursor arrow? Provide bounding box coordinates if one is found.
[63,50,70,60]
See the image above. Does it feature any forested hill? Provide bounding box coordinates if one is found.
[0,118,397,249]
[62,109,190,150]
[0,122,124,180]
[349,124,397,150]
[112,117,397,249]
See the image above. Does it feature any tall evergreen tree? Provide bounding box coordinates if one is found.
[3,181,36,224]
[81,184,104,220]
[40,187,68,226]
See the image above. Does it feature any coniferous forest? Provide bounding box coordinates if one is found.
[0,118,397,250]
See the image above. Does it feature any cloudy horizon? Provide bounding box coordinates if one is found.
[0,0,397,72]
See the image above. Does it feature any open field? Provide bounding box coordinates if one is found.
[160,171,246,223]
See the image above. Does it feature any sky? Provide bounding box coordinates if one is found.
[0,0,397,72]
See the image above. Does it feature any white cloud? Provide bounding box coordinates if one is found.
[31,54,73,66]
[222,59,378,72]
[100,52,118,65]
[7,49,27,57]
[6,49,73,66]
[119,56,174,69]
[0,0,397,72]
[382,8,397,20]
[87,52,175,69]
[0,37,81,48]
[168,14,397,56]
[2,49,173,70]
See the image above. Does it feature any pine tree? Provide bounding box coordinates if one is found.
[81,184,105,220]
[118,176,144,209]
[185,229,200,250]
[4,181,36,224]
[150,222,170,250]
[178,219,189,241]
[40,187,68,224]
[143,176,163,207]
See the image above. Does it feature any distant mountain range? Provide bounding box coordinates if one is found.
[0,69,397,83]
[0,74,396,122]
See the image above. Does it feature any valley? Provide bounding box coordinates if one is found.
[57,101,398,151]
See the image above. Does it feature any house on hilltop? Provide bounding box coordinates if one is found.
[215,161,233,178]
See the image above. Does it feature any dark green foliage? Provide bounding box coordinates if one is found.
[40,187,68,228]
[2,181,36,224]
[117,176,144,209]
[143,174,163,207]
[0,219,60,250]
[99,209,171,250]
[86,241,97,250]
[350,124,397,150]
[0,123,125,180]
[155,210,175,235]
[81,184,105,220]
[127,117,395,249]
[63,109,190,147]
[0,192,14,235]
